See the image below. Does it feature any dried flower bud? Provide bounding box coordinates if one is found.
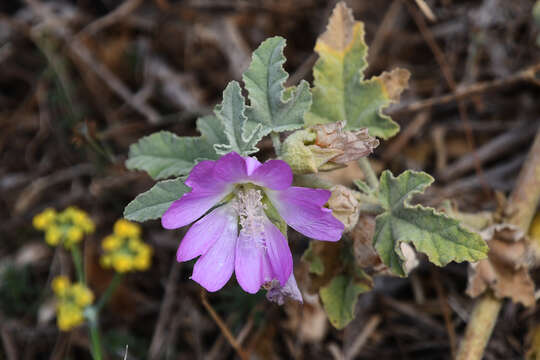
[264,273,303,305]
[327,185,359,231]
[281,122,378,175]
[312,121,379,164]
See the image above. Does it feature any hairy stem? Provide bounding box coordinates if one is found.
[457,130,540,360]
[271,132,282,157]
[357,158,379,189]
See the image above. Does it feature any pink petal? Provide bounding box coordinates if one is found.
[249,160,293,190]
[235,231,266,293]
[263,219,293,286]
[191,209,238,292]
[267,187,344,241]
[185,160,219,190]
[212,152,250,183]
[176,205,231,262]
[235,217,292,293]
[244,156,262,176]
[161,187,231,229]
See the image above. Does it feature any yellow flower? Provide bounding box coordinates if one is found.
[133,252,151,271]
[100,254,112,268]
[113,219,141,238]
[101,220,152,273]
[80,218,95,234]
[127,237,142,252]
[112,253,133,273]
[52,277,94,332]
[45,226,62,246]
[52,276,70,297]
[57,303,84,331]
[70,283,94,307]
[66,227,84,246]
[69,207,95,234]
[33,208,57,230]
[102,235,123,251]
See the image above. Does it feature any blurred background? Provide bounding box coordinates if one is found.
[1,0,540,359]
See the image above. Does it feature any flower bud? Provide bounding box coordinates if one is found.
[312,121,379,164]
[281,122,378,174]
[327,185,360,231]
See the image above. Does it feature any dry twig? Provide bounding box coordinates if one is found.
[200,290,248,360]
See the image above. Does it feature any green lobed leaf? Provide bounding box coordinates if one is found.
[196,114,229,150]
[123,177,189,222]
[304,2,409,139]
[319,274,371,329]
[374,170,489,276]
[243,36,312,136]
[125,130,219,180]
[214,81,263,156]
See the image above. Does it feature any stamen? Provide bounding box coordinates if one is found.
[233,188,267,247]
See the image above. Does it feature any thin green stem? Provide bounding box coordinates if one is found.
[71,246,85,284]
[357,158,379,189]
[96,273,123,312]
[86,308,103,360]
[271,132,282,157]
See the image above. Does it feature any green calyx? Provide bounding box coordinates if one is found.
[281,129,344,175]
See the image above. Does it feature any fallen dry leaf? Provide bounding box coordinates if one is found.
[466,223,535,307]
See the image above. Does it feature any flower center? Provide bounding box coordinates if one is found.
[233,187,267,247]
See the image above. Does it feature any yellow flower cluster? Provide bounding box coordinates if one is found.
[51,276,94,331]
[100,220,152,273]
[33,207,95,248]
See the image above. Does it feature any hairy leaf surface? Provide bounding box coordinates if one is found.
[374,170,488,276]
[214,81,263,156]
[305,2,409,139]
[243,36,312,136]
[123,177,189,222]
[126,127,220,180]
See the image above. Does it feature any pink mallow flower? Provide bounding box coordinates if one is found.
[162,152,344,294]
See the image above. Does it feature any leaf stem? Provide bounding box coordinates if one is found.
[456,130,540,360]
[71,245,85,284]
[96,273,122,312]
[357,158,379,189]
[271,132,282,156]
